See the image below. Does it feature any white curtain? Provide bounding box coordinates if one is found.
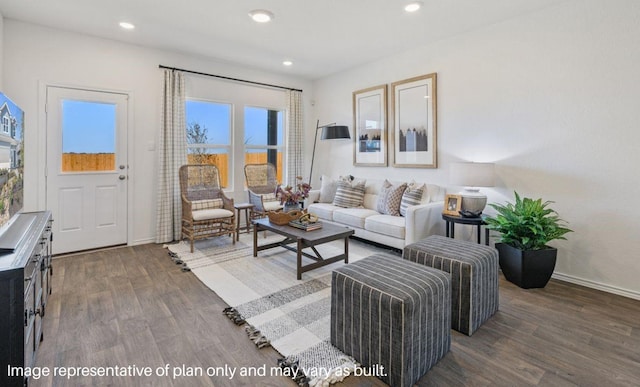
[155,69,187,243]
[286,90,304,187]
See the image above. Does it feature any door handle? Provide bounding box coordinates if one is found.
[119,175,126,180]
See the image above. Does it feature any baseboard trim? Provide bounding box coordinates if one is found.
[132,237,156,246]
[552,272,640,301]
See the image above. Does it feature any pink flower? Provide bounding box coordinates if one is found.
[276,176,311,205]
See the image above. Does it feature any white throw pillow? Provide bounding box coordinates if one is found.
[318,175,338,203]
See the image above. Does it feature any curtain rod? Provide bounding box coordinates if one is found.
[158,65,303,92]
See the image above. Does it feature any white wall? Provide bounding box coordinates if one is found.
[0,12,4,89]
[2,20,312,245]
[311,0,640,298]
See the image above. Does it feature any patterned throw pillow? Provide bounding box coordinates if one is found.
[192,199,223,210]
[262,192,279,203]
[376,180,408,216]
[332,178,366,208]
[400,182,425,216]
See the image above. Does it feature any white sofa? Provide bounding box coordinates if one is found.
[305,178,446,250]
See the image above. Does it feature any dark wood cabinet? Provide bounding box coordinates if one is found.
[0,211,53,387]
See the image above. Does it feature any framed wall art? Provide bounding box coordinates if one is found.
[353,84,387,166]
[443,194,462,216]
[391,73,437,168]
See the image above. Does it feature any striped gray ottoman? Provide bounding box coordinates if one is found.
[403,235,499,336]
[331,253,451,387]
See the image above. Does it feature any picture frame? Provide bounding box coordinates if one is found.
[391,73,437,168]
[443,194,462,216]
[353,84,387,166]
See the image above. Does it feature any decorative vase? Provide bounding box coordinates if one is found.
[283,201,300,212]
[496,243,558,289]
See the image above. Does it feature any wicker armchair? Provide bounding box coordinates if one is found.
[179,164,235,252]
[244,163,283,220]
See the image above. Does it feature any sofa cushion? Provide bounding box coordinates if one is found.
[318,175,338,203]
[307,203,338,221]
[365,214,406,239]
[376,180,407,216]
[333,179,366,208]
[400,182,425,216]
[333,208,379,229]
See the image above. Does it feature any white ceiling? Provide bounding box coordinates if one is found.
[0,0,566,80]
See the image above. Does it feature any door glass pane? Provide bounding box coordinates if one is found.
[61,100,116,172]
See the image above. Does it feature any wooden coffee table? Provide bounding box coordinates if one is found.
[253,218,355,280]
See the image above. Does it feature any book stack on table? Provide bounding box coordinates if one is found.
[288,219,323,231]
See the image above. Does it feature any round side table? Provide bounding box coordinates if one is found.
[441,213,489,245]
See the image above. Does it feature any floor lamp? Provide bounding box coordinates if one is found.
[309,119,350,185]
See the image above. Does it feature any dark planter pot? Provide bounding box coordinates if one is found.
[495,243,557,289]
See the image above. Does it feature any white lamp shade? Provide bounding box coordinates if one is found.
[450,162,495,188]
[450,162,495,214]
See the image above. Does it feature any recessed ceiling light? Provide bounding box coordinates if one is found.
[283,60,293,66]
[248,9,274,23]
[404,2,423,13]
[119,22,135,30]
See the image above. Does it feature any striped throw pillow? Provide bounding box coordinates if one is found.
[400,182,425,216]
[332,179,366,208]
[376,180,408,216]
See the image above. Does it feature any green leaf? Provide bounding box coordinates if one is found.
[485,191,573,251]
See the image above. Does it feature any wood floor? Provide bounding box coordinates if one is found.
[30,241,640,387]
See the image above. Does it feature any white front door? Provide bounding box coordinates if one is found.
[46,86,128,254]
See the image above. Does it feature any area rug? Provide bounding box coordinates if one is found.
[167,234,396,386]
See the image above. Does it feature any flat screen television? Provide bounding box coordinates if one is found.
[0,91,24,233]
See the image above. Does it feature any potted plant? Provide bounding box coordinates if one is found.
[485,191,573,289]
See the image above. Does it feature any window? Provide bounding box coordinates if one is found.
[185,100,232,188]
[2,115,9,134]
[61,100,116,172]
[244,107,284,183]
[10,149,18,169]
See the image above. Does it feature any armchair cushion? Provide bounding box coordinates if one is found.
[260,192,282,211]
[263,201,284,211]
[192,208,234,221]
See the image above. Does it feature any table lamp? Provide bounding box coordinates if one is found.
[450,162,495,215]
